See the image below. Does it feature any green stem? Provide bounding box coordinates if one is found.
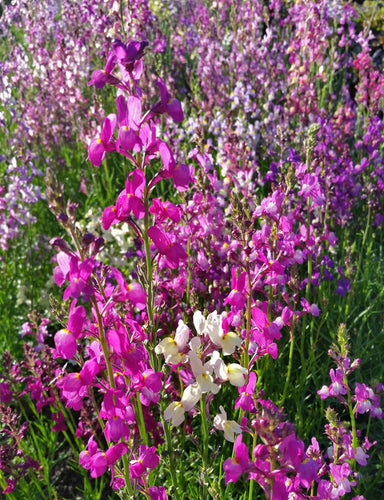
[281,314,296,406]
[90,296,115,390]
[345,206,371,318]
[122,453,134,497]
[242,261,252,369]
[186,235,192,305]
[161,416,179,494]
[135,393,148,446]
[143,187,155,336]
[344,375,358,450]
[200,395,209,499]
[247,431,257,500]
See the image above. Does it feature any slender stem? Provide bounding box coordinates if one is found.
[122,453,133,497]
[143,187,155,335]
[281,313,296,406]
[90,296,116,390]
[345,384,358,450]
[200,395,209,499]
[134,392,148,446]
[186,235,192,305]
[247,431,257,500]
[243,261,252,369]
[161,416,179,493]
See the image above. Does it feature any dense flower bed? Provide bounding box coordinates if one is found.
[0,1,383,498]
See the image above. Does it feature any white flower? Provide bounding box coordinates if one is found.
[206,311,223,345]
[155,320,190,365]
[221,331,243,355]
[213,406,242,442]
[193,310,242,354]
[193,310,206,335]
[164,383,202,426]
[188,346,220,394]
[215,359,247,387]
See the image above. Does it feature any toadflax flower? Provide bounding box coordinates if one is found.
[223,434,250,484]
[164,382,201,426]
[155,319,190,365]
[54,301,86,359]
[214,406,242,442]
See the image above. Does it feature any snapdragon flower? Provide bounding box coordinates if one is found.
[193,310,242,355]
[214,358,247,387]
[155,319,189,365]
[164,382,201,426]
[223,434,250,484]
[213,406,242,442]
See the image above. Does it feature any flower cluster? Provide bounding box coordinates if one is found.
[1,0,384,498]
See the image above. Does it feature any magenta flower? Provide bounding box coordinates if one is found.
[105,416,130,443]
[54,302,86,359]
[102,170,146,230]
[224,269,247,310]
[157,142,192,191]
[129,445,159,479]
[0,381,12,403]
[99,389,136,423]
[223,434,250,484]
[108,268,146,310]
[116,169,146,219]
[51,411,67,433]
[148,486,167,500]
[235,371,256,412]
[113,40,148,94]
[297,458,319,490]
[54,252,95,300]
[278,434,305,469]
[148,225,187,269]
[329,462,356,496]
[354,382,373,414]
[134,369,164,406]
[248,305,282,359]
[300,297,321,317]
[59,359,99,409]
[88,114,117,167]
[149,198,181,223]
[113,40,148,70]
[88,52,119,89]
[173,163,192,192]
[116,94,142,153]
[329,368,347,397]
[151,77,184,122]
[81,442,128,478]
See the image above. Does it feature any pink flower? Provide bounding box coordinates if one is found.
[151,77,184,122]
[54,302,86,359]
[149,198,181,223]
[54,252,95,300]
[148,225,187,269]
[223,434,250,484]
[235,371,256,412]
[88,114,117,166]
[116,95,142,153]
[129,445,159,479]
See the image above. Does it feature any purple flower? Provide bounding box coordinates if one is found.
[151,77,184,122]
[148,225,187,269]
[223,434,250,484]
[129,445,159,479]
[54,303,86,359]
[235,371,256,412]
[88,114,117,167]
